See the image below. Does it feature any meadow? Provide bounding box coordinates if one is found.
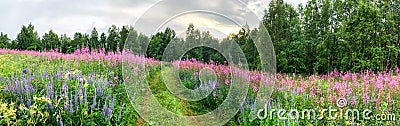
[0,48,398,126]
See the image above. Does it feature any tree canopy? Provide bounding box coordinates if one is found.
[0,0,399,74]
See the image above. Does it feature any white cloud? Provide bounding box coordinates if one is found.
[0,0,307,39]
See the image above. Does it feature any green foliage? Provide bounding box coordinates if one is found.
[107,25,120,52]
[42,30,59,51]
[147,27,176,60]
[16,23,40,51]
[261,0,400,74]
[0,32,10,48]
[89,28,99,52]
[1,0,400,74]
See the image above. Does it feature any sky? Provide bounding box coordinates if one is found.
[0,0,308,39]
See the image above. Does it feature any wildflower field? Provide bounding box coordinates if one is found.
[0,48,398,126]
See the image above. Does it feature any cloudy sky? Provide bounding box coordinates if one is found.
[0,0,307,39]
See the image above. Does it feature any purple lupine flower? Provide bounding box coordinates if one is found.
[56,72,61,79]
[15,80,23,95]
[96,86,102,97]
[78,88,83,104]
[43,70,49,79]
[105,79,110,86]
[22,69,27,74]
[27,69,32,76]
[351,96,357,105]
[49,79,54,99]
[193,73,198,82]
[27,99,31,107]
[107,107,112,118]
[118,103,125,121]
[62,82,68,91]
[208,80,212,89]
[212,81,218,90]
[16,80,20,95]
[62,82,68,100]
[49,103,53,110]
[64,102,68,110]
[46,83,53,100]
[70,99,74,114]
[91,95,97,109]
[60,117,64,126]
[17,97,22,102]
[83,88,87,104]
[111,96,115,109]
[79,75,85,83]
[74,91,78,104]
[103,103,107,117]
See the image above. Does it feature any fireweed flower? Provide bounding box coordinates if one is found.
[388,94,393,106]
[211,80,217,90]
[363,93,369,104]
[114,76,118,83]
[224,79,229,85]
[252,85,258,92]
[390,80,397,89]
[351,96,357,105]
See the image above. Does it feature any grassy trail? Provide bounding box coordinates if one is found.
[138,70,202,125]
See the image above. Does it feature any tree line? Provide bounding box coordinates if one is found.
[0,24,133,54]
[0,0,399,74]
[262,0,400,74]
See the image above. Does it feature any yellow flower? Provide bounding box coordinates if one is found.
[0,101,17,125]
[27,118,34,125]
[34,96,52,104]
[44,111,49,117]
[19,104,28,111]
[33,96,39,101]
[29,105,38,115]
[8,102,16,113]
[84,82,89,88]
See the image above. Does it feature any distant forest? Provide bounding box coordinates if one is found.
[0,0,399,74]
